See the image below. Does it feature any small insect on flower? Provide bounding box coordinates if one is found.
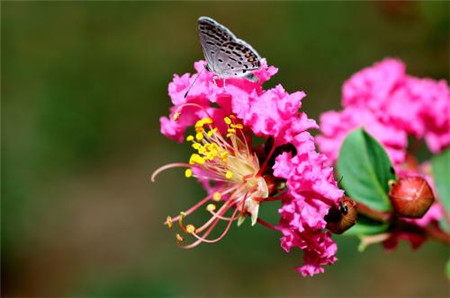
[152,105,280,248]
[184,16,262,97]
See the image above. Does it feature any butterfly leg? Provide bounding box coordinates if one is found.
[212,75,218,86]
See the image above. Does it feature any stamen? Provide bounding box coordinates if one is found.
[213,192,222,201]
[151,163,191,182]
[166,216,173,228]
[190,206,240,244]
[186,224,196,234]
[206,204,216,212]
[185,168,193,178]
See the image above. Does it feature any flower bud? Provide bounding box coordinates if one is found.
[325,196,357,234]
[389,176,434,218]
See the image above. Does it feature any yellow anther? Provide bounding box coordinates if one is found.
[166,216,173,228]
[186,135,194,142]
[213,192,222,201]
[225,171,233,179]
[176,234,184,242]
[206,204,216,212]
[207,128,217,137]
[185,168,193,178]
[230,115,236,119]
[195,119,203,128]
[234,124,243,129]
[186,224,196,234]
[195,132,204,141]
[203,117,213,124]
[220,151,229,161]
[192,143,201,150]
[227,128,236,134]
[173,112,181,120]
[224,117,232,125]
[180,211,186,218]
[189,154,205,165]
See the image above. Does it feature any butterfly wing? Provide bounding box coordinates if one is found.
[215,40,261,79]
[198,17,262,82]
[198,17,235,72]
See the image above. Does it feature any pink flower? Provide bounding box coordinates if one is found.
[317,58,450,166]
[317,58,449,250]
[273,148,343,276]
[154,59,342,276]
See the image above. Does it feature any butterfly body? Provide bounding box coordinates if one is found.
[198,16,261,82]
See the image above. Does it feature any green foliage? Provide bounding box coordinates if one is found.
[337,129,396,212]
[447,258,450,281]
[431,148,450,231]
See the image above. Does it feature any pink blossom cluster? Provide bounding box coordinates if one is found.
[317,58,450,166]
[317,58,449,249]
[160,60,343,276]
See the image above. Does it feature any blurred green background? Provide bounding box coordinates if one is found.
[2,1,449,297]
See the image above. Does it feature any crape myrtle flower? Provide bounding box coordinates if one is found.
[317,58,450,166]
[317,58,449,250]
[152,59,344,276]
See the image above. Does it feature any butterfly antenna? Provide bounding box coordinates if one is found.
[184,67,205,98]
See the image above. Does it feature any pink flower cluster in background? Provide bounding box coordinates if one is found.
[317,58,449,249]
[317,58,450,166]
[160,60,343,276]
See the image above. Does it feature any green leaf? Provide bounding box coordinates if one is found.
[432,148,450,210]
[447,259,450,281]
[431,148,450,232]
[337,128,396,211]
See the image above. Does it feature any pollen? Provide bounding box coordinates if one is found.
[176,234,184,242]
[195,132,204,141]
[186,224,196,234]
[166,216,173,228]
[213,192,222,201]
[225,171,233,179]
[186,135,194,142]
[173,112,181,120]
[224,117,232,125]
[189,154,205,165]
[206,204,216,212]
[185,168,193,178]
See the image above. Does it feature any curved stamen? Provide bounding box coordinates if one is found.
[151,163,191,182]
[178,217,219,249]
[174,102,215,122]
[194,199,236,234]
[165,184,239,224]
[190,205,240,244]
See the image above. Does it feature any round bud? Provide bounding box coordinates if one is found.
[389,176,434,218]
[325,196,357,234]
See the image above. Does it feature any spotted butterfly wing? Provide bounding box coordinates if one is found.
[198,16,261,82]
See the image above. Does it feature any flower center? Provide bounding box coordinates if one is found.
[152,113,273,248]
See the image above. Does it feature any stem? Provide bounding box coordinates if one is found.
[356,202,450,245]
[356,202,392,222]
[422,224,450,245]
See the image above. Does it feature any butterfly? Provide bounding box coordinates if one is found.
[198,16,261,83]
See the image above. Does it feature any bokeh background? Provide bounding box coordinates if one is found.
[2,1,450,297]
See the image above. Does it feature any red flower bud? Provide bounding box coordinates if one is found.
[389,176,434,218]
[325,196,357,234]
